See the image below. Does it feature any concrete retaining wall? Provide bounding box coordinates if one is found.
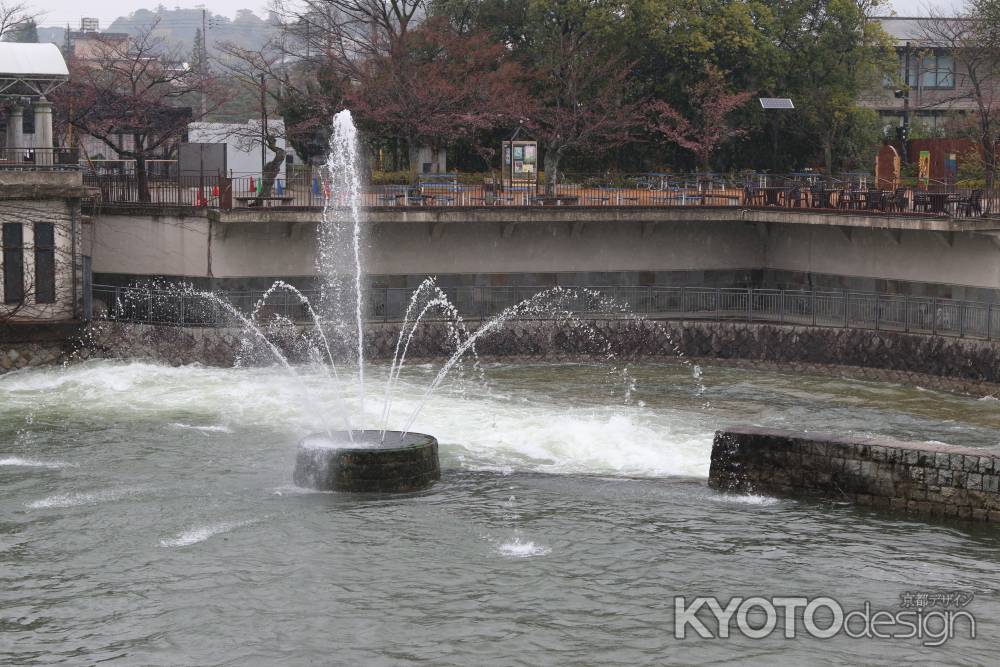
[709,427,1000,521]
[89,208,1000,300]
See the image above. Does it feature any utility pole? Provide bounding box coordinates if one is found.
[902,41,910,164]
[200,9,208,116]
[260,73,267,180]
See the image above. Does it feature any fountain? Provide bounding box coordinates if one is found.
[293,431,440,493]
[289,110,442,493]
[100,111,702,492]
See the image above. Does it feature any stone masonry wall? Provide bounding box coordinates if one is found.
[77,319,1000,396]
[709,427,1000,521]
[0,342,66,372]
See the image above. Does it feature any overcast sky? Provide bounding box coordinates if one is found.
[31,0,968,30]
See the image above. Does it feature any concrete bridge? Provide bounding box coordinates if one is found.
[86,204,1000,302]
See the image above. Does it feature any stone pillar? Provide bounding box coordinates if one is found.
[5,104,24,163]
[34,99,54,166]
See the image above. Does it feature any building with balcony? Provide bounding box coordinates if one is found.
[860,16,986,135]
[1,43,91,325]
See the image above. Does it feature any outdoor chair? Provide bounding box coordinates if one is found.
[809,185,825,208]
[888,187,908,213]
[912,190,930,212]
[743,186,764,207]
[957,189,983,217]
[865,189,884,211]
[785,187,805,208]
[837,188,856,209]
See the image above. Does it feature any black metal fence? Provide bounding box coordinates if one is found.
[80,171,999,216]
[0,147,80,169]
[91,283,1000,340]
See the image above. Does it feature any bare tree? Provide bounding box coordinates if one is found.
[53,21,224,202]
[919,9,1000,192]
[0,1,36,40]
[214,40,288,202]
[271,0,426,77]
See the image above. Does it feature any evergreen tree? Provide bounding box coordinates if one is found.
[191,27,206,74]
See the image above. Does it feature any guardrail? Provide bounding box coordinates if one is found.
[0,147,80,170]
[91,284,1000,340]
[79,171,1000,216]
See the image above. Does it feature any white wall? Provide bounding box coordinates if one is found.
[187,121,287,180]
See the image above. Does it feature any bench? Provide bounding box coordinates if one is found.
[234,195,294,207]
[530,195,579,206]
[472,196,515,206]
[652,194,703,205]
[700,194,741,205]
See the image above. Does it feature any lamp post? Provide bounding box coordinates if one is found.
[894,41,911,164]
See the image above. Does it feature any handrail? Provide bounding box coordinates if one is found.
[89,283,1000,341]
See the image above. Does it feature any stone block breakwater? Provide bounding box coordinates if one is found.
[710,427,1000,522]
[56,319,1000,396]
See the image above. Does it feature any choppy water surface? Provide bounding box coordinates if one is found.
[2,361,1000,665]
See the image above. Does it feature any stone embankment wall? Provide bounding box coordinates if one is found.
[0,323,84,374]
[0,342,65,372]
[77,319,1000,395]
[710,427,1000,521]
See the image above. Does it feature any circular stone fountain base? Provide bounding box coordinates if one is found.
[293,431,440,493]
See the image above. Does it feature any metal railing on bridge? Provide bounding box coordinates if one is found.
[91,284,1000,340]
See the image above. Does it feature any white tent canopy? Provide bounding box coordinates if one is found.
[0,43,69,98]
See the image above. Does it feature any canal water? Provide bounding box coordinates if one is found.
[1,361,998,664]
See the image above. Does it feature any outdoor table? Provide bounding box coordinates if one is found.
[643,173,672,189]
[653,194,703,205]
[701,194,741,206]
[811,189,837,208]
[587,196,611,205]
[927,192,961,214]
[759,187,787,206]
[403,194,433,206]
[531,195,579,206]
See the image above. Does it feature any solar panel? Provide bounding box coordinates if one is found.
[759,98,795,109]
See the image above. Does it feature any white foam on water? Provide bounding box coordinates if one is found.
[270,485,334,496]
[414,404,712,478]
[169,423,233,435]
[709,492,781,506]
[27,486,150,509]
[159,520,256,547]
[299,434,378,450]
[0,457,72,469]
[1,361,715,479]
[497,537,551,558]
